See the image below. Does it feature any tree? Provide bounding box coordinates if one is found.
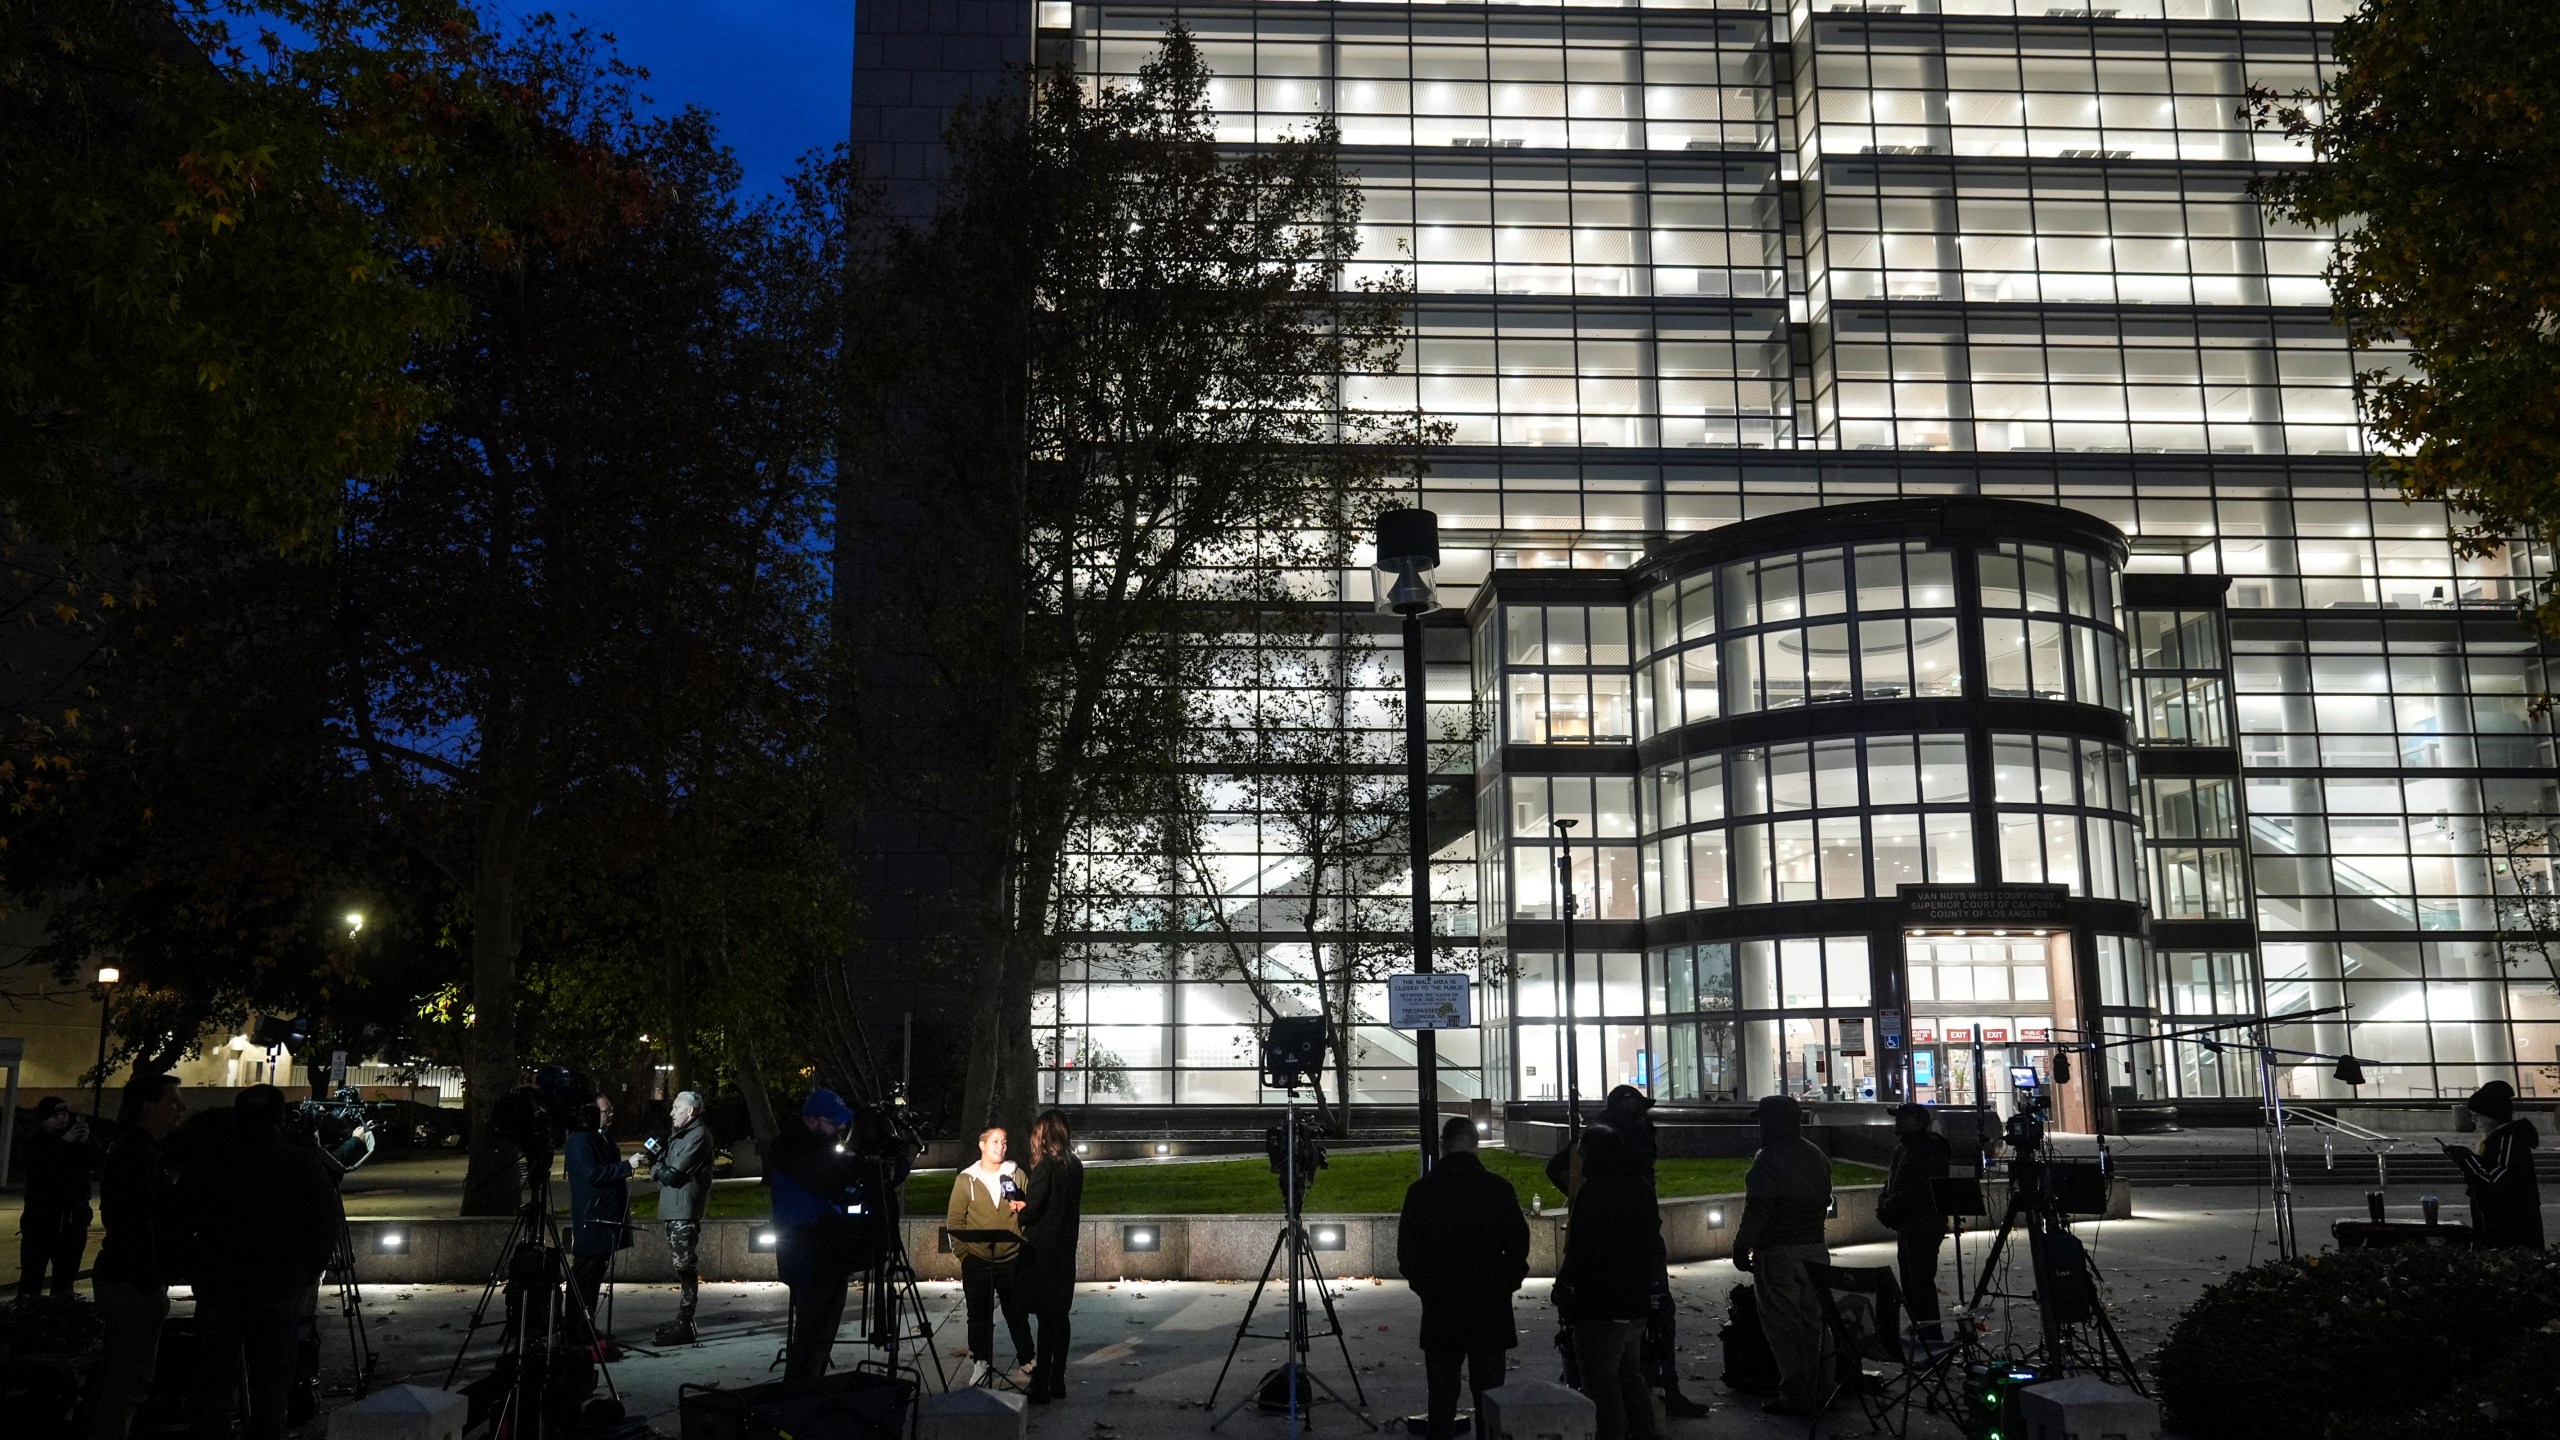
[845,27,1437,1136]
[2,0,605,554]
[335,40,842,1205]
[2250,2,2560,640]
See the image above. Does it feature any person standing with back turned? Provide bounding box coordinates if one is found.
[89,1074,186,1440]
[1730,1094,1832,1416]
[180,1084,343,1440]
[1555,1125,1659,1440]
[1397,1116,1532,1440]
[19,1096,100,1297]
[1014,1110,1085,1403]
[1877,1101,1952,1343]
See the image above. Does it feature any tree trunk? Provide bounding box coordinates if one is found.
[459,796,528,1216]
[734,1048,780,1159]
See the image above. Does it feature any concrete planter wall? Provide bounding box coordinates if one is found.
[336,1181,2128,1285]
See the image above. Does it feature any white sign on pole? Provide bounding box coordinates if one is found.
[1388,974,1474,1030]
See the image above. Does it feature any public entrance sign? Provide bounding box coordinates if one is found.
[1388,973,1475,1029]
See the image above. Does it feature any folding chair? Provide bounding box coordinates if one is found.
[1806,1263,1938,1439]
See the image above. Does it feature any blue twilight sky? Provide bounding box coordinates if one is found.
[478,0,854,198]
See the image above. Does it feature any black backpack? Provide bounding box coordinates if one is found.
[1719,1283,1783,1396]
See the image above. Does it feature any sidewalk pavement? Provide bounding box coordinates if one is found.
[241,1183,2543,1440]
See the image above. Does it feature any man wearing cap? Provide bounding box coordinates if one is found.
[1595,1084,1709,1418]
[2444,1080,2543,1249]
[1878,1102,1952,1343]
[20,1095,99,1297]
[768,1088,866,1377]
[1731,1094,1832,1416]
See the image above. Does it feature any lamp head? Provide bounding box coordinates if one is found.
[95,965,120,986]
[1372,507,1441,617]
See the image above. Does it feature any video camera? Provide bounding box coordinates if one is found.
[293,1086,380,1173]
[1264,1116,1327,1204]
[490,1064,591,1164]
[2004,1064,2050,1153]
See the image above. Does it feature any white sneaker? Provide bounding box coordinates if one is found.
[969,1360,992,1387]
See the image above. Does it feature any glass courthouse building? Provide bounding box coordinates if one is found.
[852,0,2560,1120]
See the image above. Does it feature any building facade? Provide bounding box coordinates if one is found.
[853,0,2560,1118]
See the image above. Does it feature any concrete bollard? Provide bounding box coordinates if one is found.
[327,1384,469,1440]
[2019,1376,2160,1440]
[1480,1379,1596,1440]
[917,1384,1026,1440]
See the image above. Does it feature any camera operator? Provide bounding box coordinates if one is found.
[564,1093,634,1338]
[1730,1094,1831,1418]
[89,1074,186,1440]
[1877,1102,1951,1345]
[768,1089,866,1379]
[19,1096,100,1297]
[178,1085,343,1440]
[1397,1116,1530,1440]
[643,1091,712,1346]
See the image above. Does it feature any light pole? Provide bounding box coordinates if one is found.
[90,965,121,1118]
[1554,819,1583,1135]
[1375,507,1442,1175]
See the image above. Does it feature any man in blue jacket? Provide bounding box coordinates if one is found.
[768,1089,864,1378]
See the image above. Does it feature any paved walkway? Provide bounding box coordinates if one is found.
[177,1184,2558,1440]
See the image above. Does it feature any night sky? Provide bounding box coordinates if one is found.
[479,0,854,199]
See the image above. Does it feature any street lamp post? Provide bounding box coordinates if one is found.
[1375,507,1442,1175]
[1554,819,1583,1136]
[91,965,121,1118]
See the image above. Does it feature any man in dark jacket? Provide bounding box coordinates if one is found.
[89,1073,186,1440]
[1397,1116,1532,1440]
[1731,1094,1831,1416]
[564,1094,634,1338]
[768,1089,865,1378]
[19,1096,99,1297]
[1597,1084,1709,1417]
[646,1090,713,1345]
[1556,1125,1658,1440]
[1878,1102,1952,1342]
[180,1085,343,1440]
[2446,1080,2543,1249]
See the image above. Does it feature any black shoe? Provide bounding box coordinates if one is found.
[1028,1387,1056,1405]
[653,1319,699,1347]
[1661,1388,1710,1418]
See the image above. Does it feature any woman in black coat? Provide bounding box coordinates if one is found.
[1014,1109,1086,1402]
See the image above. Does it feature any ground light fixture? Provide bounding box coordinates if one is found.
[1310,1224,1347,1251]
[1154,1142,1171,1157]
[752,1230,780,1253]
[1121,1224,1160,1253]
[375,1230,408,1254]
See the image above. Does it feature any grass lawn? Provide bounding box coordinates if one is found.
[702,1148,1881,1219]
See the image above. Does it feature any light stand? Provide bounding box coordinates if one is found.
[89,966,119,1118]
[1554,819,1583,1135]
[1376,507,1442,1176]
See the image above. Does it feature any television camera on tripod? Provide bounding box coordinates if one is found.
[1207,1018,1375,1437]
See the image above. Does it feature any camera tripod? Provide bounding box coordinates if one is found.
[1906,1145,2143,1433]
[318,1214,379,1398]
[1207,1090,1375,1436]
[443,1160,623,1440]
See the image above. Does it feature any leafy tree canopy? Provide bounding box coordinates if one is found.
[2,0,641,553]
[2253,1,2560,637]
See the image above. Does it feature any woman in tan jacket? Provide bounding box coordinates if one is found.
[945,1125,1035,1385]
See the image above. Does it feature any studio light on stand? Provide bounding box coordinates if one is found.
[1374,506,1442,1176]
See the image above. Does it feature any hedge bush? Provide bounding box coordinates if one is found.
[2155,1245,2560,1439]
